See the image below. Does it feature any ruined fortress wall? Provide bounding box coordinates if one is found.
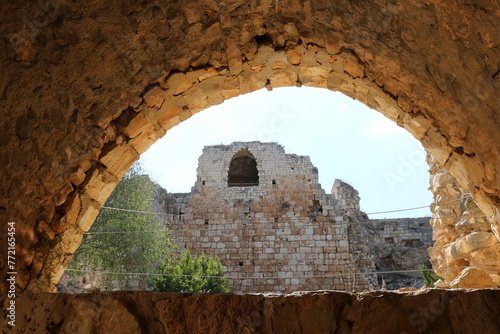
[162,142,433,292]
[166,142,373,292]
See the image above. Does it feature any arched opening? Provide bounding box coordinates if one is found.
[2,1,497,297]
[60,87,436,293]
[227,149,259,187]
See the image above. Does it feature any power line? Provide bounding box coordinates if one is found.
[63,260,500,281]
[100,203,432,217]
[83,216,492,235]
[101,206,170,215]
[366,205,429,215]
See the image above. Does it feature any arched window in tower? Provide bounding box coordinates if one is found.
[228,149,259,187]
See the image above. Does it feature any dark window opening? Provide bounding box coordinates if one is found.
[272,180,276,185]
[202,181,206,185]
[239,261,244,266]
[228,150,259,187]
[204,219,209,225]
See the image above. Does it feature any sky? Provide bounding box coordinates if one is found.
[139,86,433,219]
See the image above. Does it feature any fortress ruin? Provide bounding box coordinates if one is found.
[163,142,432,292]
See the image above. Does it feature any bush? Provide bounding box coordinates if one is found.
[152,250,231,293]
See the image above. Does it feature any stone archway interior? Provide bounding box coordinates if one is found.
[228,149,259,186]
[0,0,498,293]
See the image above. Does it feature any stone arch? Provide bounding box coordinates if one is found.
[0,0,498,292]
[228,149,259,187]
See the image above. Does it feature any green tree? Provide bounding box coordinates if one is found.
[68,162,173,287]
[152,250,231,293]
[421,263,442,287]
[66,162,230,292]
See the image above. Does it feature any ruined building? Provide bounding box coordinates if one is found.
[164,142,432,292]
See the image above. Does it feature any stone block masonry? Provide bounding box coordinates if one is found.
[163,142,432,293]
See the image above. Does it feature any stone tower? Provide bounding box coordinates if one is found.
[165,142,378,292]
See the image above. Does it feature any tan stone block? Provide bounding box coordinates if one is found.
[129,125,166,155]
[69,168,86,186]
[99,143,139,179]
[144,94,164,109]
[157,105,181,129]
[465,231,498,250]
[326,32,342,54]
[59,192,81,226]
[183,1,202,24]
[184,87,211,114]
[198,67,219,81]
[116,109,153,139]
[272,61,288,69]
[299,66,330,88]
[218,76,239,99]
[287,49,301,65]
[179,109,192,122]
[226,42,243,75]
[78,200,101,232]
[343,59,364,78]
[270,71,298,88]
[166,72,194,95]
[449,267,497,288]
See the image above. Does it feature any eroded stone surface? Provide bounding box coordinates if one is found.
[428,154,500,288]
[2,290,500,333]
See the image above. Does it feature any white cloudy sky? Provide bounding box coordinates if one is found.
[139,86,433,219]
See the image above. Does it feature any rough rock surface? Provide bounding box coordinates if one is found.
[0,0,498,293]
[2,290,500,333]
[428,155,500,287]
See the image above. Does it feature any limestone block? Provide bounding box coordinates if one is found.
[449,267,497,289]
[99,143,139,179]
[69,168,86,186]
[299,66,330,88]
[343,59,364,78]
[166,72,194,95]
[129,125,166,155]
[78,200,101,232]
[464,231,498,250]
[59,193,81,227]
[116,109,153,139]
[85,169,119,204]
[270,71,298,88]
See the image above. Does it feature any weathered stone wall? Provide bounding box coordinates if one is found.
[160,142,432,292]
[0,0,498,293]
[165,142,375,292]
[428,154,500,288]
[350,218,433,289]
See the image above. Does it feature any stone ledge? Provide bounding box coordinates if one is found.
[2,289,500,333]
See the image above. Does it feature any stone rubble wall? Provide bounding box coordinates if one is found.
[350,218,433,290]
[428,154,500,288]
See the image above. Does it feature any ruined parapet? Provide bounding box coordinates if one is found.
[330,179,378,288]
[331,179,363,217]
[428,154,500,288]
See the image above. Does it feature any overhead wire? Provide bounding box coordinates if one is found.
[63,260,500,281]
[88,201,470,235]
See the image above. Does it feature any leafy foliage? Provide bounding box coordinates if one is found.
[68,162,173,286]
[67,162,230,292]
[152,250,231,293]
[421,263,442,287]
